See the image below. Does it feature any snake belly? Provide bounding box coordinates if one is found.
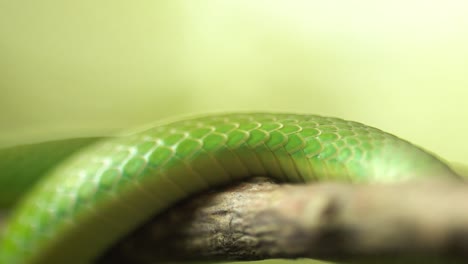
[0,113,459,264]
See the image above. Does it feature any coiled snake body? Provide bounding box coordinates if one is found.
[0,113,459,263]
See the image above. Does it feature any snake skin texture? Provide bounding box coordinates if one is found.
[0,113,457,264]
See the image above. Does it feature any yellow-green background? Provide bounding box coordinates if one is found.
[1,1,467,263]
[1,1,467,165]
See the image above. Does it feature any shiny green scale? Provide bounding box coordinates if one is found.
[0,113,459,264]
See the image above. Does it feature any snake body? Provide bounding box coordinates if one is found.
[0,113,459,264]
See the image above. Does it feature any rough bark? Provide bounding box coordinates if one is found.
[100,177,468,264]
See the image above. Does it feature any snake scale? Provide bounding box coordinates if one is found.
[0,113,460,264]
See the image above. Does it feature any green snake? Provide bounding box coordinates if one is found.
[0,113,460,264]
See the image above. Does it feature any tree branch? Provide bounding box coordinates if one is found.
[100,177,468,264]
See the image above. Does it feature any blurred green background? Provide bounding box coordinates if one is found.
[1,1,467,164]
[1,1,467,263]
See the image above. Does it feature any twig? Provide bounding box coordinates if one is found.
[100,177,468,264]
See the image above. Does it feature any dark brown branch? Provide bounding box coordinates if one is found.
[100,177,468,264]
